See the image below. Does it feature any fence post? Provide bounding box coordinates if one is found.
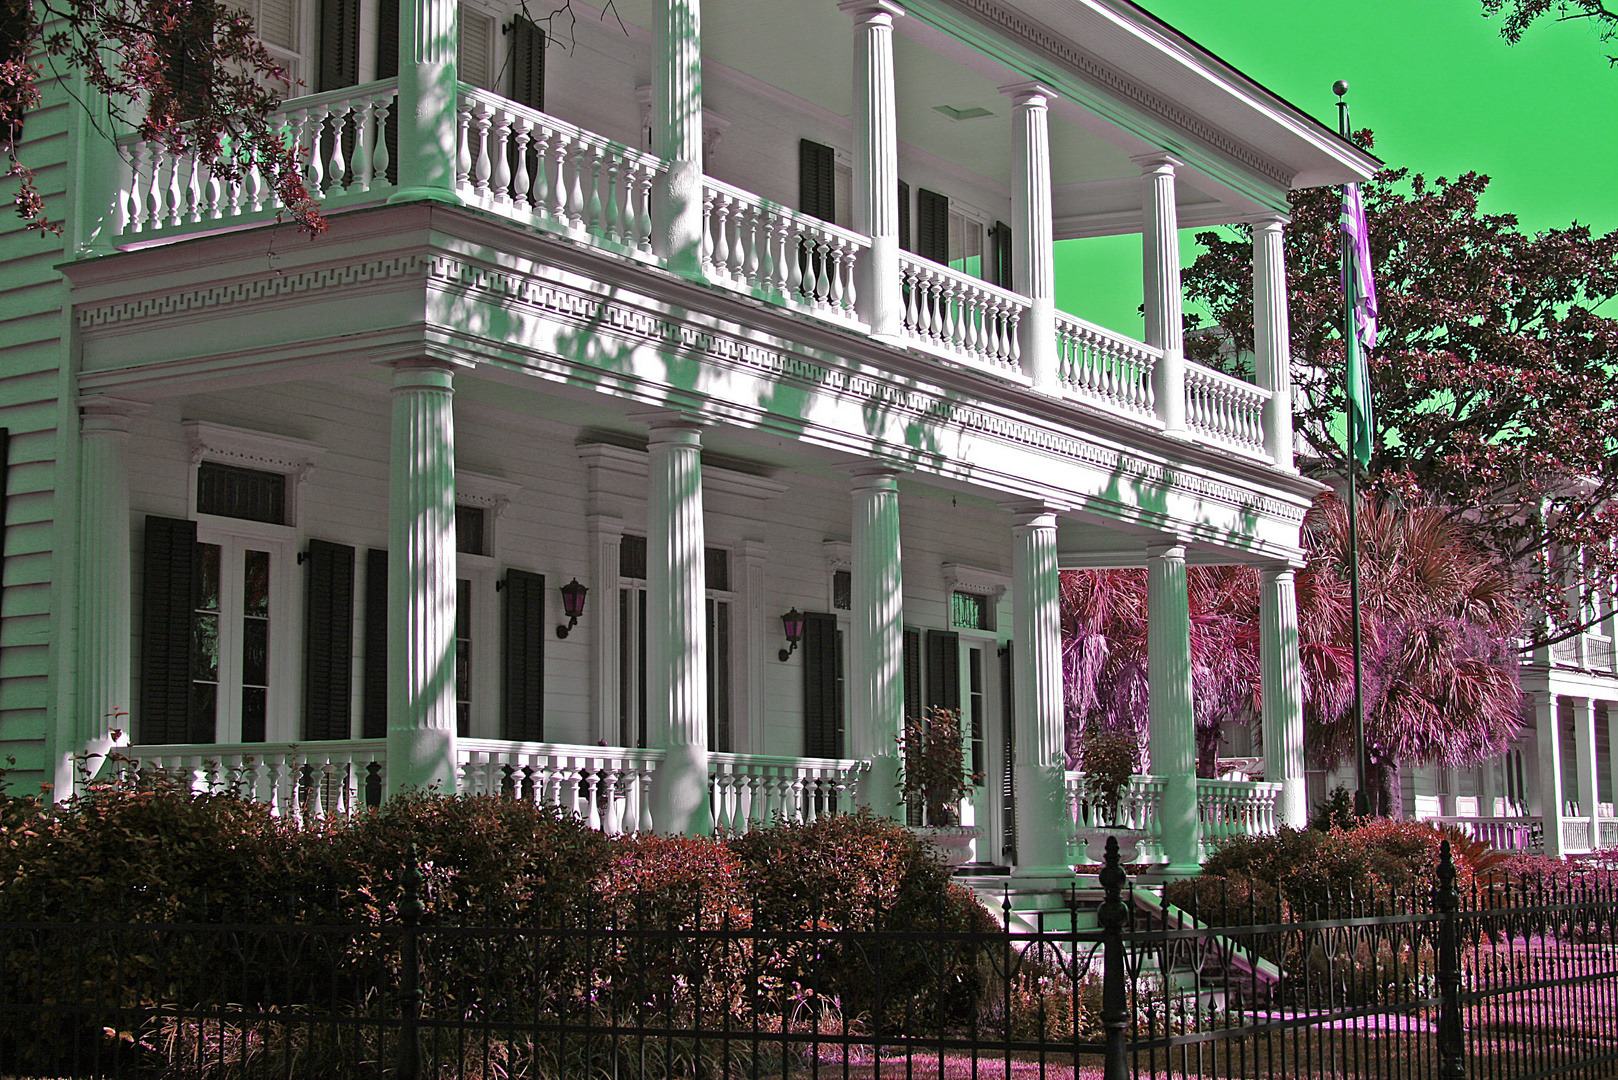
[1097,835,1132,1080]
[397,844,423,1080]
[1435,838,1465,1080]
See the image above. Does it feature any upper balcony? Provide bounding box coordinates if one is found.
[87,0,1375,467]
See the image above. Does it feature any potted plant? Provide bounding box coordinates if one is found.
[898,706,983,866]
[1072,728,1149,864]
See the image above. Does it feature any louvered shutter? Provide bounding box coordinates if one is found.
[510,15,546,111]
[799,140,836,222]
[318,0,361,91]
[141,516,200,744]
[502,569,545,740]
[802,611,843,758]
[897,180,911,252]
[917,188,949,264]
[164,8,215,121]
[362,548,388,739]
[925,629,960,714]
[302,539,356,740]
[902,627,923,724]
[376,0,399,78]
[459,5,494,89]
[1000,641,1016,863]
[989,220,1013,290]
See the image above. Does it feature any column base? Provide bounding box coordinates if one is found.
[387,187,466,207]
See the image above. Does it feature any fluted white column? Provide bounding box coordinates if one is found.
[1608,703,1618,827]
[1134,153,1185,436]
[386,360,459,797]
[651,0,705,275]
[849,467,905,819]
[841,0,904,338]
[1003,83,1057,392]
[388,0,461,203]
[1007,505,1068,873]
[1147,541,1199,872]
[1571,695,1599,847]
[1252,215,1294,468]
[1259,565,1306,828]
[1533,692,1565,857]
[646,418,711,834]
[69,397,147,793]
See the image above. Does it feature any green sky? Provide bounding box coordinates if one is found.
[1055,0,1618,337]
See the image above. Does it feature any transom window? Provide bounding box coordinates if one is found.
[197,462,288,524]
[951,590,990,631]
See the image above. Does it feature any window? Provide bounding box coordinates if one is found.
[951,590,989,632]
[183,529,292,744]
[832,569,852,611]
[948,208,983,279]
[198,462,288,524]
[456,578,473,737]
[456,505,487,556]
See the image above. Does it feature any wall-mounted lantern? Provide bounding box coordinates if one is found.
[556,578,589,638]
[778,607,805,661]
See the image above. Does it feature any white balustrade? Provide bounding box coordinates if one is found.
[457,87,663,257]
[457,739,662,835]
[1065,772,1167,836]
[700,179,868,321]
[898,253,1027,376]
[709,753,868,834]
[1183,361,1271,454]
[1054,312,1159,419]
[114,741,386,821]
[115,80,398,237]
[1197,778,1282,850]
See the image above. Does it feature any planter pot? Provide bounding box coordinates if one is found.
[1075,827,1152,865]
[911,825,983,868]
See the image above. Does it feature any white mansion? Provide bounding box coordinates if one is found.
[0,0,1401,876]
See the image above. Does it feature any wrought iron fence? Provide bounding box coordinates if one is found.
[3,841,1616,1078]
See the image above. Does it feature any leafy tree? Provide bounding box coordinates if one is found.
[1,0,324,235]
[1482,0,1618,66]
[1183,148,1618,649]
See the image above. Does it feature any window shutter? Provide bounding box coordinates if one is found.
[376,0,399,78]
[897,180,911,252]
[799,139,836,222]
[502,568,545,740]
[362,548,388,739]
[510,14,546,112]
[902,626,923,724]
[989,220,1014,290]
[318,0,361,92]
[925,628,960,713]
[802,611,843,758]
[1000,641,1016,863]
[917,188,950,264]
[459,5,494,90]
[163,8,216,121]
[141,516,200,744]
[302,539,356,740]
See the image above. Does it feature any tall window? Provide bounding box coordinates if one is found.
[456,578,473,738]
[187,536,282,743]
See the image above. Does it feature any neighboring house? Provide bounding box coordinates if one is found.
[0,0,1374,880]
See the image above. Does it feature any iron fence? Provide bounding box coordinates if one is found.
[3,841,1616,1078]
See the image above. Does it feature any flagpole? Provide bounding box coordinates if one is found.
[1335,80,1371,820]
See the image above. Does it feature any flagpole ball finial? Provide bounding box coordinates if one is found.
[1333,80,1349,97]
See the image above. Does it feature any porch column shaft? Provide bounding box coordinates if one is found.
[1004,83,1057,392]
[70,399,144,793]
[1533,692,1565,857]
[389,0,462,203]
[1259,567,1306,828]
[1607,703,1618,825]
[651,0,705,275]
[1477,757,1498,817]
[1571,695,1599,846]
[1147,542,1199,872]
[386,361,459,797]
[1252,215,1294,468]
[849,468,904,819]
[1440,767,1462,817]
[1009,508,1068,872]
[842,0,904,337]
[1135,153,1185,436]
[646,420,711,834]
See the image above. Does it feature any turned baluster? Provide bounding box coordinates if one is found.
[509,120,532,207]
[489,109,513,203]
[371,97,392,187]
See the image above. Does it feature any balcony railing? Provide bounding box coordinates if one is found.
[114,79,400,238]
[898,252,1027,378]
[702,178,867,322]
[1054,311,1158,420]
[1184,361,1271,454]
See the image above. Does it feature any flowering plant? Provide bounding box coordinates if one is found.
[1074,729,1140,826]
[897,707,979,827]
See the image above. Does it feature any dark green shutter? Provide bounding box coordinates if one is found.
[376,0,399,78]
[502,568,545,740]
[925,628,960,712]
[799,139,836,222]
[989,220,1013,289]
[510,15,546,112]
[302,539,356,740]
[318,0,361,91]
[917,187,949,264]
[362,548,388,739]
[802,611,843,758]
[898,180,911,252]
[141,516,199,744]
[1000,642,1016,863]
[902,627,923,724]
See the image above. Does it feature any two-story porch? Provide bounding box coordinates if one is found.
[57,0,1375,876]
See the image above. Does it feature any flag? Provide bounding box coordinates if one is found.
[1341,183,1377,465]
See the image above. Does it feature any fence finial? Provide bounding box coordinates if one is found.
[1097,834,1131,1080]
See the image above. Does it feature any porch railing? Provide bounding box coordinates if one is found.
[114,79,400,237]
[456,739,662,835]
[898,252,1027,377]
[457,86,664,257]
[1426,814,1543,851]
[1197,777,1282,844]
[709,753,868,833]
[1065,772,1283,863]
[1183,360,1270,453]
[112,740,385,821]
[1054,311,1159,419]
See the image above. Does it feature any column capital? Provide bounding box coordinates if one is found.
[1130,150,1183,174]
[77,395,150,425]
[1257,558,1306,580]
[1245,211,1292,230]
[843,462,906,490]
[997,499,1066,527]
[1145,540,1188,562]
[838,0,905,22]
[631,407,711,436]
[998,80,1057,108]
[386,356,466,389]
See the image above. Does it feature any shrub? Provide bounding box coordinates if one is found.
[1309,786,1358,832]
